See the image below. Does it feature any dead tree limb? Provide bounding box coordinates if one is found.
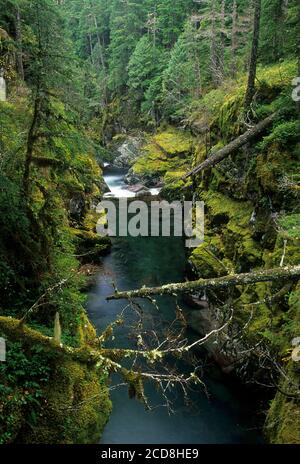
[0,315,229,367]
[107,265,300,300]
[0,315,219,407]
[183,112,277,179]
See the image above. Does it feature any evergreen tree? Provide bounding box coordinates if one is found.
[282,0,300,63]
[245,0,262,110]
[108,0,146,92]
[61,0,110,108]
[127,34,166,118]
[21,0,75,194]
[260,0,286,63]
[155,0,195,46]
[162,20,206,120]
[230,0,253,76]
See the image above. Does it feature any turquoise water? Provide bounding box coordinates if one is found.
[87,168,263,444]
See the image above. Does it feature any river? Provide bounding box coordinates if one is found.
[87,167,263,444]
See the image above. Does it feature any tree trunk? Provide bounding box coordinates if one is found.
[107,265,300,300]
[183,112,276,179]
[88,33,94,65]
[244,0,262,109]
[273,0,285,61]
[194,52,202,98]
[91,8,106,70]
[219,0,226,78]
[90,6,108,105]
[23,90,41,196]
[231,0,238,77]
[15,7,24,80]
[210,0,219,85]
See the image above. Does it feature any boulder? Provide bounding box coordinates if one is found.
[69,194,85,221]
[127,184,149,194]
[136,190,152,198]
[124,170,143,185]
[113,136,143,168]
[125,167,163,188]
[186,305,236,374]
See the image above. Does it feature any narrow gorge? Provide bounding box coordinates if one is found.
[0,0,299,446]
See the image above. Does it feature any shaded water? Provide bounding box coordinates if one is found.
[87,168,263,444]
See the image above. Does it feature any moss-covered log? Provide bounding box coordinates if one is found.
[0,316,176,369]
[183,112,277,179]
[0,316,197,410]
[107,265,300,300]
[0,316,100,362]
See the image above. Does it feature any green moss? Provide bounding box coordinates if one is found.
[184,59,299,444]
[278,214,300,240]
[265,363,300,444]
[259,121,300,151]
[218,92,245,138]
[236,226,299,346]
[0,317,112,444]
[191,60,297,142]
[153,129,193,154]
[162,170,193,200]
[133,154,168,177]
[200,191,262,269]
[132,128,193,179]
[201,191,252,227]
[193,144,207,166]
[256,60,297,92]
[21,359,112,444]
[70,209,111,260]
[0,65,112,446]
[263,215,300,270]
[77,313,98,346]
[289,287,300,317]
[256,143,299,195]
[190,234,230,278]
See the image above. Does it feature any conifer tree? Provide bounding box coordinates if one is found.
[245,0,262,110]
[108,0,146,92]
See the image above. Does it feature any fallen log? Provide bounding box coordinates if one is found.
[0,316,103,364]
[183,112,277,179]
[0,315,156,383]
[107,265,300,300]
[0,316,207,402]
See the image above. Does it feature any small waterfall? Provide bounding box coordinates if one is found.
[103,166,161,198]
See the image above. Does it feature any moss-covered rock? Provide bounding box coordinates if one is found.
[190,234,231,279]
[256,141,299,202]
[70,209,111,263]
[265,363,300,444]
[0,318,112,444]
[191,191,263,274]
[130,127,194,187]
[20,359,112,444]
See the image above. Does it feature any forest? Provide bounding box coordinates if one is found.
[0,0,299,446]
